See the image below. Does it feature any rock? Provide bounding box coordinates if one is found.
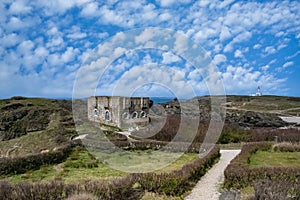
[226,111,290,128]
[1,103,24,111]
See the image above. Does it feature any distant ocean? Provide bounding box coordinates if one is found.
[150,97,174,104]
[150,97,187,104]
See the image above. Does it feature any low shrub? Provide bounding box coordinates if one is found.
[253,180,300,200]
[0,140,82,175]
[217,124,251,144]
[135,145,220,196]
[66,193,98,200]
[0,145,220,199]
[249,128,300,143]
[273,142,300,152]
[0,177,143,200]
[224,142,300,189]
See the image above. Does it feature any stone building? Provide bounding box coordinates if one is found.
[88,96,150,129]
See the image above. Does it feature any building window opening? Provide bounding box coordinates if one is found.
[105,110,111,121]
[131,111,138,119]
[94,109,99,116]
[122,112,129,119]
[140,111,147,118]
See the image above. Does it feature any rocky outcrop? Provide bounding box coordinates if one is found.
[226,111,290,128]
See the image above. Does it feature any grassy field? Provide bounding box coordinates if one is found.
[249,150,300,168]
[2,147,199,183]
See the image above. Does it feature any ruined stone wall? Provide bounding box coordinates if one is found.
[88,96,150,129]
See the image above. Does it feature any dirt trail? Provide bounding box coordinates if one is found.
[185,150,241,200]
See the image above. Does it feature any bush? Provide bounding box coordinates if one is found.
[135,145,220,196]
[66,193,98,200]
[223,142,300,189]
[0,141,82,175]
[273,142,300,152]
[249,128,300,143]
[253,180,300,200]
[217,124,251,144]
[0,144,220,199]
[0,177,143,200]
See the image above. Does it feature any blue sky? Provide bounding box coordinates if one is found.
[0,0,299,99]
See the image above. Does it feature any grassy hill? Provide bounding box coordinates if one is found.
[1,95,299,158]
[0,96,76,157]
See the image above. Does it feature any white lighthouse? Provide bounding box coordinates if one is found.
[255,86,262,96]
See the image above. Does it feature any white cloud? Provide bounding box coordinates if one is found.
[17,40,35,55]
[285,51,300,60]
[35,0,90,15]
[224,31,252,52]
[253,44,262,49]
[34,46,49,57]
[219,26,231,41]
[261,65,269,71]
[111,64,195,98]
[46,37,64,49]
[234,49,244,58]
[277,43,287,50]
[67,32,87,39]
[283,61,294,68]
[156,0,191,7]
[213,54,227,65]
[80,2,99,17]
[1,0,299,98]
[275,31,285,37]
[264,46,276,55]
[158,13,172,21]
[61,47,79,63]
[162,52,181,64]
[222,65,285,95]
[67,26,87,39]
[7,17,31,31]
[9,1,32,14]
[157,0,176,7]
[0,33,21,48]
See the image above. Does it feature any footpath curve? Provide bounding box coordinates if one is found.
[185,149,241,200]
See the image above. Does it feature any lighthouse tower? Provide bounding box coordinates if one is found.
[256,86,262,96]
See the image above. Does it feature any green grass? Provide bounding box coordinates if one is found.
[93,150,198,173]
[249,150,300,168]
[0,112,73,157]
[3,147,199,183]
[0,129,61,156]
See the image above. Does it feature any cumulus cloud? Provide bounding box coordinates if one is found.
[80,2,99,17]
[162,52,181,64]
[264,46,276,55]
[1,0,299,98]
[213,54,227,65]
[9,0,32,14]
[234,50,244,58]
[0,33,21,48]
[222,65,285,95]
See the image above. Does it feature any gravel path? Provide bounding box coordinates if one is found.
[185,150,241,200]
